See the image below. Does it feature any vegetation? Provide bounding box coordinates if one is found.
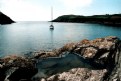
[53,14,121,26]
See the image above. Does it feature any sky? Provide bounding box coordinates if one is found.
[0,0,121,21]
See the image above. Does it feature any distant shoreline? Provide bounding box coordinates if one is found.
[52,14,121,26]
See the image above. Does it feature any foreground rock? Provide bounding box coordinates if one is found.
[0,36,121,81]
[46,68,107,81]
[34,36,120,64]
[33,52,107,80]
[0,11,15,25]
[0,55,37,81]
[33,36,121,81]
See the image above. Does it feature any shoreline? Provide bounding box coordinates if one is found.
[0,36,121,81]
[52,14,121,27]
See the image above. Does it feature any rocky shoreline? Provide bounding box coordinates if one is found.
[0,36,121,81]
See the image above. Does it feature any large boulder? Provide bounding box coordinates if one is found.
[0,11,15,24]
[0,55,37,81]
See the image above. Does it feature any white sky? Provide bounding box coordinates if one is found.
[0,0,121,21]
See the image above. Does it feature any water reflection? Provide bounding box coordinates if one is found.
[49,28,54,50]
[34,53,104,79]
[0,22,121,56]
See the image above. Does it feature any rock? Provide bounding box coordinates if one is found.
[45,68,107,81]
[81,47,98,58]
[32,36,121,81]
[33,36,120,67]
[34,51,58,59]
[0,55,37,81]
[34,52,106,79]
[0,64,3,68]
[41,78,46,81]
[8,67,37,81]
[104,43,121,81]
[0,11,15,24]
[0,36,121,81]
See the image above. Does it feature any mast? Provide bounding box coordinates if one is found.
[51,6,53,25]
[50,6,54,29]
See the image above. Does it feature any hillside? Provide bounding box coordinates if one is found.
[0,11,14,25]
[53,14,121,26]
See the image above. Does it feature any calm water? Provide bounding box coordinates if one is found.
[0,21,121,56]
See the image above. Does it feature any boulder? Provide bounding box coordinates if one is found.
[46,68,107,81]
[0,55,37,81]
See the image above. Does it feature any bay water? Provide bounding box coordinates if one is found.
[0,21,121,57]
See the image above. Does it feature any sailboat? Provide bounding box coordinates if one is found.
[50,7,54,29]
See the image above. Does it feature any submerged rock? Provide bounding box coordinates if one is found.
[33,52,107,81]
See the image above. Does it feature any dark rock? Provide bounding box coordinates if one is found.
[0,11,15,25]
[102,42,121,81]
[0,55,37,81]
[8,67,37,81]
